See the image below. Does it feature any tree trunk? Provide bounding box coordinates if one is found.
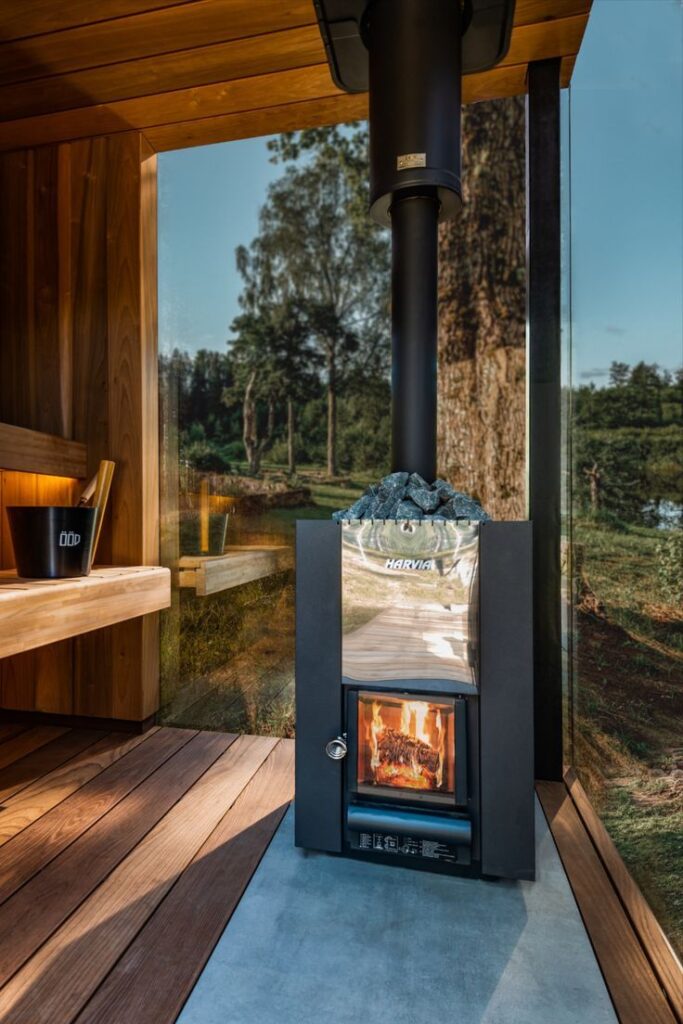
[287,398,296,475]
[327,349,337,477]
[437,96,526,519]
[242,370,259,475]
[585,463,601,511]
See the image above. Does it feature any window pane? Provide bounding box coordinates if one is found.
[565,0,683,955]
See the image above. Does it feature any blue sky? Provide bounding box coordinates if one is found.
[158,136,280,355]
[159,0,682,384]
[568,0,682,383]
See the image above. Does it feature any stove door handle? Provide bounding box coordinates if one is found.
[325,735,347,761]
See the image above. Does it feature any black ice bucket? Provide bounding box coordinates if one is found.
[7,506,98,579]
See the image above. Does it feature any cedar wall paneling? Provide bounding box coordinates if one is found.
[0,132,159,723]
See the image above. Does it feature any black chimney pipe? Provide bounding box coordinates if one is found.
[366,0,463,481]
[390,195,439,481]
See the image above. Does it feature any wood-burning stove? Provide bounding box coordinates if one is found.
[296,0,533,880]
[295,518,535,880]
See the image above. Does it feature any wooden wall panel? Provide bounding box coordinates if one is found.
[0,133,160,724]
[0,472,78,714]
[74,133,160,722]
[71,137,113,561]
[74,133,159,721]
[0,151,30,429]
[0,143,78,714]
[0,150,71,436]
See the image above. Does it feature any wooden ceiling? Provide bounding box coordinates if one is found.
[0,0,591,153]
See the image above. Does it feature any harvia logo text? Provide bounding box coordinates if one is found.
[59,531,81,548]
[385,558,435,571]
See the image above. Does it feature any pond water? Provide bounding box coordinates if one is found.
[641,500,682,530]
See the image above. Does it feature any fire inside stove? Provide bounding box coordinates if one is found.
[357,692,455,798]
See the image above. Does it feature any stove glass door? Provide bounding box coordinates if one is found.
[355,691,457,806]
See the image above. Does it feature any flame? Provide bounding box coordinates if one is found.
[370,701,383,770]
[436,709,445,788]
[364,696,448,792]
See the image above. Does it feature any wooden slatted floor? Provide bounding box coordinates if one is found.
[0,723,294,1024]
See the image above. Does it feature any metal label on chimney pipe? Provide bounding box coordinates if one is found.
[397,153,426,170]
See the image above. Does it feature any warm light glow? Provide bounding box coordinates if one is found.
[364,695,449,792]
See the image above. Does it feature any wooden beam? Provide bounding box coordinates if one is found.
[108,132,160,721]
[565,769,683,1020]
[526,59,563,781]
[0,16,588,123]
[146,64,530,153]
[179,546,293,597]
[0,3,589,91]
[0,422,87,478]
[0,1,316,87]
[0,17,588,152]
[0,0,194,42]
[537,781,678,1024]
[515,0,590,27]
[0,25,325,122]
[0,566,170,661]
[146,91,369,152]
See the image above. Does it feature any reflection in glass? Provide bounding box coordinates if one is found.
[564,0,682,955]
[342,521,479,686]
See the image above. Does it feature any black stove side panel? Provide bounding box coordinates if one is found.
[295,520,343,853]
[479,521,535,880]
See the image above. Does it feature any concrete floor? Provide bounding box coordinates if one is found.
[178,801,617,1024]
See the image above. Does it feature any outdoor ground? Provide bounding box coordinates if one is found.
[160,472,369,737]
[160,468,682,958]
[571,517,683,956]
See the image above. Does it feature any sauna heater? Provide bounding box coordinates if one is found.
[295,0,533,879]
[296,517,534,879]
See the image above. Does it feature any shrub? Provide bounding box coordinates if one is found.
[655,529,683,606]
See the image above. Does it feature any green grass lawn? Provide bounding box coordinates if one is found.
[571,516,683,956]
[246,470,373,530]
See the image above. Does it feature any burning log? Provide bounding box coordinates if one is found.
[377,727,440,775]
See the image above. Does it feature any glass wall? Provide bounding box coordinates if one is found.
[564,0,682,954]
[156,104,524,741]
[157,128,390,736]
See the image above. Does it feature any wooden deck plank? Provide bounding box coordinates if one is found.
[0,734,277,1023]
[537,781,677,1024]
[0,728,103,805]
[0,730,154,847]
[0,724,28,745]
[77,738,295,1024]
[0,727,68,771]
[564,769,683,1021]
[0,730,235,988]
[0,727,184,903]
